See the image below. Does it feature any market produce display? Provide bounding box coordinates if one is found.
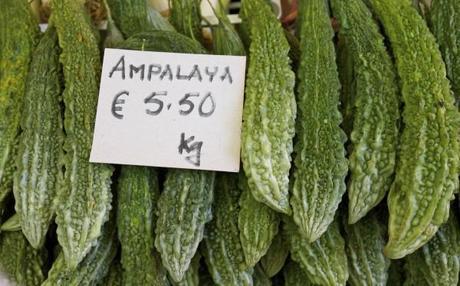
[1,0,460,285]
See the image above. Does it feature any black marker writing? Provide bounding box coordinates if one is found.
[111,90,129,119]
[178,133,202,167]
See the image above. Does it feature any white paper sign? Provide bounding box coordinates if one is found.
[90,49,246,172]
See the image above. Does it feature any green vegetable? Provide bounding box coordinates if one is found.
[430,0,460,105]
[240,0,296,214]
[117,166,168,286]
[404,211,460,286]
[283,261,314,286]
[254,264,271,286]
[172,254,200,286]
[156,169,215,282]
[202,173,253,286]
[42,218,118,286]
[0,0,38,217]
[369,0,460,259]
[260,232,289,278]
[170,0,203,43]
[239,175,280,269]
[51,0,114,269]
[0,231,46,286]
[211,5,245,56]
[13,26,63,249]
[331,0,400,224]
[290,0,348,242]
[107,0,173,37]
[285,218,349,286]
[343,211,390,286]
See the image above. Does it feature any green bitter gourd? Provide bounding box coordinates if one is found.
[369,0,460,259]
[240,0,296,214]
[51,0,114,269]
[290,0,348,242]
[331,0,400,224]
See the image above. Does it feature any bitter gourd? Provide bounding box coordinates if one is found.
[240,0,296,214]
[290,0,348,242]
[283,260,314,286]
[107,0,173,37]
[212,6,246,56]
[343,211,390,286]
[285,218,349,286]
[431,0,460,106]
[404,211,460,286]
[156,169,215,282]
[172,254,200,286]
[0,0,38,216]
[42,218,118,286]
[50,0,115,269]
[239,175,280,269]
[331,0,400,224]
[13,26,63,249]
[260,232,289,278]
[170,0,203,43]
[117,166,168,286]
[0,231,46,286]
[369,0,460,259]
[202,173,253,286]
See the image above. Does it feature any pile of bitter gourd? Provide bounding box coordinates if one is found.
[0,0,459,285]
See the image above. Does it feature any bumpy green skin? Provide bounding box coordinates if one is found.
[51,0,114,269]
[42,220,118,286]
[283,261,314,286]
[261,232,289,278]
[103,260,122,286]
[0,0,38,216]
[156,170,215,282]
[170,0,203,43]
[117,166,168,286]
[431,0,460,106]
[254,264,271,286]
[107,0,173,37]
[290,0,347,242]
[404,211,460,286]
[172,254,200,286]
[285,218,349,286]
[202,173,253,286]
[369,0,460,259]
[13,27,63,249]
[239,175,280,269]
[0,231,45,286]
[240,0,296,214]
[331,0,400,224]
[344,211,390,286]
[337,36,356,138]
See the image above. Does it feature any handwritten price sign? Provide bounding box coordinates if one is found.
[90,49,246,172]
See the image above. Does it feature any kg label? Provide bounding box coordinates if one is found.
[90,48,246,172]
